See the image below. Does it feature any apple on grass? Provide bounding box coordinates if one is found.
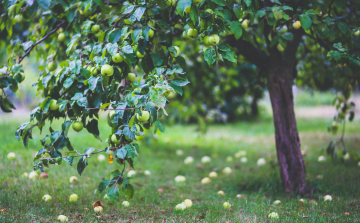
[182,199,192,208]
[58,215,68,222]
[223,167,232,174]
[69,194,78,202]
[184,156,194,164]
[29,171,38,180]
[174,175,186,183]
[144,170,151,175]
[201,177,211,184]
[223,202,231,209]
[268,212,279,219]
[217,191,225,196]
[97,154,106,162]
[127,170,136,177]
[201,156,211,163]
[122,201,130,207]
[209,172,217,178]
[94,206,103,213]
[7,152,15,160]
[39,172,49,179]
[175,203,186,211]
[42,194,52,202]
[69,176,78,183]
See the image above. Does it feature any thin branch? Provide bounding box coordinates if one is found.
[18,21,65,64]
[44,149,106,160]
[85,107,135,111]
[328,0,336,18]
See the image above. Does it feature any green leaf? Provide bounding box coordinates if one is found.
[169,83,183,96]
[36,0,50,10]
[83,147,96,157]
[243,0,251,7]
[299,14,312,30]
[107,186,119,202]
[124,183,134,200]
[204,47,216,66]
[86,119,101,141]
[133,7,146,21]
[337,23,351,37]
[281,32,294,41]
[219,51,237,63]
[305,9,318,15]
[211,0,226,6]
[98,179,110,194]
[116,147,127,159]
[176,0,192,16]
[108,29,122,43]
[155,121,165,133]
[230,21,243,40]
[77,157,88,175]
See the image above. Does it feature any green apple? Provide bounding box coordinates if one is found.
[280,26,288,33]
[47,61,57,72]
[49,100,59,110]
[72,121,84,132]
[293,21,301,29]
[194,0,202,3]
[14,15,23,23]
[111,134,120,145]
[55,157,62,165]
[101,64,114,76]
[0,88,3,96]
[277,43,284,52]
[137,111,150,122]
[205,9,213,15]
[136,51,144,58]
[164,90,170,97]
[241,19,249,29]
[112,53,124,63]
[20,73,25,81]
[354,30,360,37]
[203,36,210,45]
[94,206,103,213]
[187,28,198,38]
[135,124,141,133]
[148,20,155,27]
[126,73,136,82]
[166,0,176,7]
[166,91,176,99]
[87,65,93,72]
[184,6,191,14]
[174,23,184,29]
[209,34,220,45]
[58,33,65,42]
[92,24,100,33]
[170,46,180,57]
[148,29,154,38]
[90,67,98,75]
[203,46,209,53]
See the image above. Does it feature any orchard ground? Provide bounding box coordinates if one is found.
[1,91,360,222]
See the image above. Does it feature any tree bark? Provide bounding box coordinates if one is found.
[267,63,306,194]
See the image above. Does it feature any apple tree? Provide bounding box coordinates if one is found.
[0,0,359,197]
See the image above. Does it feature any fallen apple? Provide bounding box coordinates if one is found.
[69,194,78,202]
[42,194,52,202]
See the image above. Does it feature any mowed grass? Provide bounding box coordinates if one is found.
[1,114,360,222]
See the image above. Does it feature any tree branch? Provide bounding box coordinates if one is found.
[227,36,270,70]
[18,21,65,64]
[85,107,135,111]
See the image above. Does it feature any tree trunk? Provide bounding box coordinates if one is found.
[267,64,306,194]
[250,95,259,117]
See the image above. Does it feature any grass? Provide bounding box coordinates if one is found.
[1,113,360,223]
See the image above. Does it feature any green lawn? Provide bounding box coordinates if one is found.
[1,115,360,222]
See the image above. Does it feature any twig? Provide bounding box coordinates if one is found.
[85,107,135,111]
[18,21,65,64]
[44,149,106,160]
[115,163,126,187]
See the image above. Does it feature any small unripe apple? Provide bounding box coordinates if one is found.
[69,194,78,202]
[112,53,124,63]
[14,15,23,23]
[42,194,52,202]
[58,33,65,42]
[217,190,225,196]
[165,0,175,7]
[122,201,130,207]
[203,36,210,45]
[223,202,231,209]
[223,167,232,174]
[209,172,217,178]
[57,215,68,222]
[209,34,220,45]
[7,152,16,160]
[127,170,136,177]
[148,29,154,38]
[136,111,150,122]
[39,172,49,179]
[47,61,57,72]
[0,88,3,95]
[203,46,209,53]
[205,9,214,15]
[277,44,284,52]
[148,20,155,27]
[354,30,360,37]
[182,199,192,208]
[136,51,144,58]
[126,73,136,82]
[94,206,103,213]
[280,26,288,33]
[170,46,180,57]
[194,0,202,3]
[174,23,184,29]
[49,100,59,111]
[90,67,98,75]
[241,19,249,29]
[184,6,191,14]
[174,175,186,183]
[72,121,83,132]
[135,124,141,133]
[187,28,198,38]
[175,203,186,211]
[201,177,211,184]
[101,64,114,76]
[29,171,38,180]
[201,156,211,163]
[92,24,100,33]
[55,157,62,165]
[22,172,29,178]
[69,176,78,183]
[184,156,194,164]
[293,21,301,29]
[144,170,151,175]
[111,134,120,145]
